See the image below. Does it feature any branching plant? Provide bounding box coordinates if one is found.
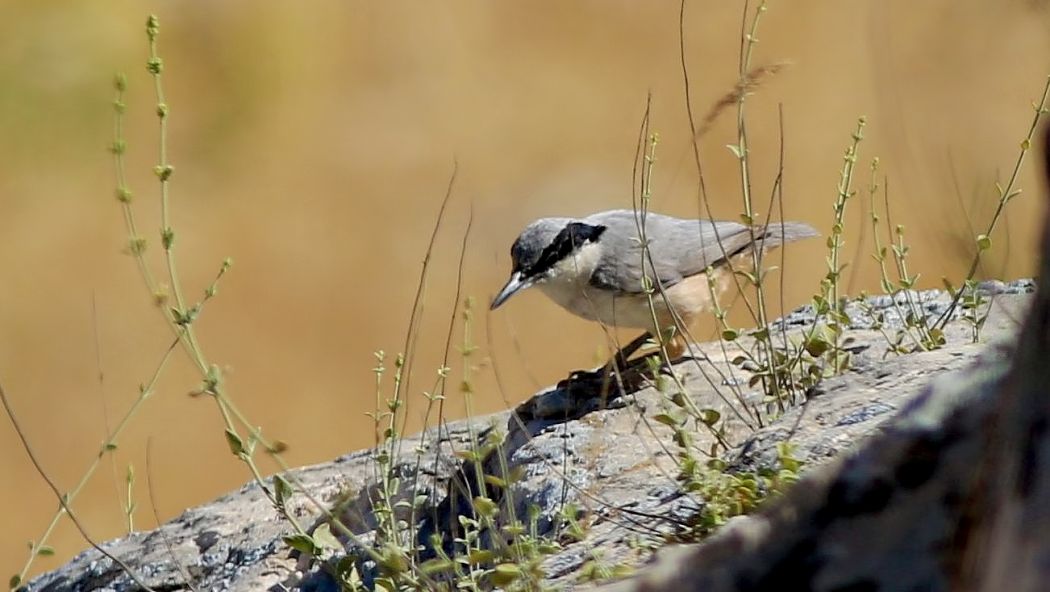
[937,75,1050,340]
[860,158,945,355]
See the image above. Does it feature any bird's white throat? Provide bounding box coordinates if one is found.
[535,242,613,322]
[539,241,603,286]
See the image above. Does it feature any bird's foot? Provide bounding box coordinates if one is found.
[550,368,634,416]
[556,368,607,390]
[675,342,710,363]
[556,358,648,394]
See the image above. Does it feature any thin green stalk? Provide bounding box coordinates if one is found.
[828,118,865,317]
[145,16,189,322]
[936,75,1050,329]
[813,116,866,376]
[15,331,182,583]
[105,16,383,579]
[867,158,931,353]
[636,130,734,454]
[111,74,159,295]
[734,0,784,408]
[2,381,159,592]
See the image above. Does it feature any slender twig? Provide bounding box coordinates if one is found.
[1,380,157,591]
[935,75,1050,329]
[145,438,201,592]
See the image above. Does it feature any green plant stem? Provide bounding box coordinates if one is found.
[15,332,181,583]
[935,75,1050,329]
[735,0,785,408]
[867,159,929,353]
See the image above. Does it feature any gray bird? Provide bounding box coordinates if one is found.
[491,209,818,367]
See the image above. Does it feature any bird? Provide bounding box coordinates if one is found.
[490,209,818,376]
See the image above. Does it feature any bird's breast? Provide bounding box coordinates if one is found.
[535,280,662,330]
[536,266,737,331]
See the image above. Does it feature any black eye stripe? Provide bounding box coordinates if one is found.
[523,222,606,279]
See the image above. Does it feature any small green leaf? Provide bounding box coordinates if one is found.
[503,522,526,537]
[454,449,479,462]
[726,143,744,159]
[483,474,507,489]
[491,563,522,586]
[274,474,292,505]
[153,164,174,181]
[419,557,454,575]
[312,523,342,551]
[673,429,693,448]
[283,533,317,555]
[652,413,680,427]
[224,430,245,456]
[473,496,499,517]
[976,234,992,251]
[467,549,495,565]
[804,336,830,357]
[699,409,721,427]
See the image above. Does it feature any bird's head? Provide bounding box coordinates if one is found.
[491,218,607,310]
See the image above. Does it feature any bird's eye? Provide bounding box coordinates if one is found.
[509,244,524,272]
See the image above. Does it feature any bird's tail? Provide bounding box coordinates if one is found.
[753,221,820,250]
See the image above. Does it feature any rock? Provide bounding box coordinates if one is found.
[24,285,1034,591]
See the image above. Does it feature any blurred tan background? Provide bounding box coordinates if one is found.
[1,0,1048,582]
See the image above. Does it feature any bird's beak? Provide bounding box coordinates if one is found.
[491,272,532,310]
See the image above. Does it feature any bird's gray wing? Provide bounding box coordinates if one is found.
[586,210,817,295]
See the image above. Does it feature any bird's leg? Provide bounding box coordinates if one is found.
[617,331,684,374]
[557,332,653,390]
[611,331,654,369]
[619,330,707,376]
[557,330,700,391]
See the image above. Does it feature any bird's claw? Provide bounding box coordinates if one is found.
[556,368,604,390]
[555,360,645,392]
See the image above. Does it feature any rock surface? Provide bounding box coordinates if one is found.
[598,272,1050,590]
[25,282,1036,592]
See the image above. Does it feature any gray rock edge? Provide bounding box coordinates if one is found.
[25,281,1034,591]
